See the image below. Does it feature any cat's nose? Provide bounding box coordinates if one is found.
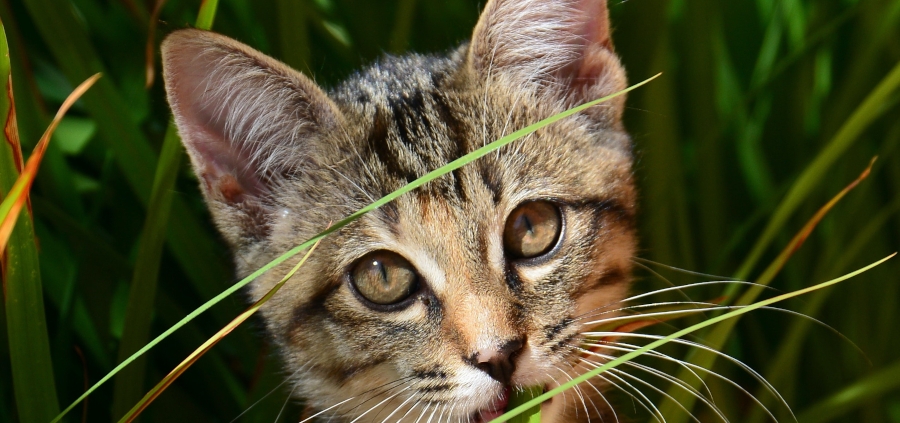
[475,338,524,385]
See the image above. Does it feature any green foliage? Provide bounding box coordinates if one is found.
[0,17,60,423]
[0,0,898,422]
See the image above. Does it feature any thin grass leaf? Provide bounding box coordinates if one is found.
[0,18,60,423]
[21,0,238,324]
[744,196,900,423]
[0,67,99,421]
[111,2,220,418]
[120,238,322,423]
[0,0,88,228]
[276,0,312,74]
[109,124,187,420]
[507,386,541,423]
[389,0,417,53]
[50,72,660,423]
[0,74,101,253]
[733,59,900,283]
[796,359,900,423]
[490,253,896,423]
[0,22,96,423]
[143,0,168,88]
[655,158,877,421]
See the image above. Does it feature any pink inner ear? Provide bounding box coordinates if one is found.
[579,0,612,51]
[163,30,338,206]
[188,123,268,204]
[170,66,269,203]
[469,0,621,98]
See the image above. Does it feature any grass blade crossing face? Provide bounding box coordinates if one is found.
[50,72,660,423]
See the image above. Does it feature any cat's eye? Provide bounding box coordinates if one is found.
[351,251,419,306]
[504,201,562,259]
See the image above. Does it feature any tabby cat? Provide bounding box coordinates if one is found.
[162,0,635,421]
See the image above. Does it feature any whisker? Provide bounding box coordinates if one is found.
[596,365,666,423]
[230,358,311,423]
[575,300,721,323]
[425,400,441,423]
[579,304,731,327]
[553,365,591,420]
[413,401,432,423]
[566,354,661,422]
[579,353,725,423]
[588,340,779,423]
[631,260,704,309]
[570,280,777,325]
[582,332,795,421]
[273,384,297,422]
[582,358,710,423]
[349,385,413,423]
[299,397,356,423]
[633,258,742,281]
[345,376,417,418]
[561,360,610,422]
[393,391,427,423]
[574,365,620,423]
[377,386,426,423]
[586,341,716,401]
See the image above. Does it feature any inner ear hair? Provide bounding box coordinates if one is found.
[162,29,341,207]
[468,0,627,127]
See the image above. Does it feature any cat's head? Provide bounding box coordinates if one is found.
[162,0,634,421]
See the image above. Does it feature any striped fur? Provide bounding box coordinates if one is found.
[163,0,635,421]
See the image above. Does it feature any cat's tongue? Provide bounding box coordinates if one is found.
[475,387,510,423]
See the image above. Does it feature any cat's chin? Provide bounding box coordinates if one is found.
[471,386,510,423]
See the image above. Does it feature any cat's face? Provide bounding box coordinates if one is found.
[162,0,634,421]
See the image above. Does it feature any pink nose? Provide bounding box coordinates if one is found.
[474,338,524,385]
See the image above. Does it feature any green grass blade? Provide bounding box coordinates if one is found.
[111,2,220,419]
[733,59,900,282]
[389,0,417,53]
[20,0,236,324]
[507,386,542,423]
[796,359,900,423]
[0,17,60,423]
[490,254,896,423]
[195,0,218,30]
[110,124,187,420]
[276,0,312,74]
[744,196,900,423]
[50,73,659,423]
[119,239,321,422]
[656,159,876,422]
[636,36,696,269]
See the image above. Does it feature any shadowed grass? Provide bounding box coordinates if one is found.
[2,0,899,421]
[110,2,220,419]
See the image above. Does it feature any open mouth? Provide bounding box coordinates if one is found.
[471,386,510,423]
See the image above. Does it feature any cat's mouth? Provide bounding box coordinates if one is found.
[472,386,510,423]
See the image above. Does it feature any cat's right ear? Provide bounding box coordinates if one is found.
[468,0,628,129]
[162,29,340,245]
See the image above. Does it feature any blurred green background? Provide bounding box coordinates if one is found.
[0,0,898,422]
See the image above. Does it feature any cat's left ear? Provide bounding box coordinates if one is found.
[468,0,627,127]
[162,29,342,247]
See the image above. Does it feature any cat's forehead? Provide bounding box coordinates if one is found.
[332,52,461,106]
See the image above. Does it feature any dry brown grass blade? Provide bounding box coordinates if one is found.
[119,237,324,423]
[144,0,167,88]
[733,156,877,306]
[0,73,101,256]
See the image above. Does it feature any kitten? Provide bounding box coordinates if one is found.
[162,0,635,421]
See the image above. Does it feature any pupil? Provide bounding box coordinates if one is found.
[377,261,387,282]
[523,215,534,234]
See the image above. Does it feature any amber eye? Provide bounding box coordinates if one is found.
[503,201,562,259]
[351,251,418,305]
